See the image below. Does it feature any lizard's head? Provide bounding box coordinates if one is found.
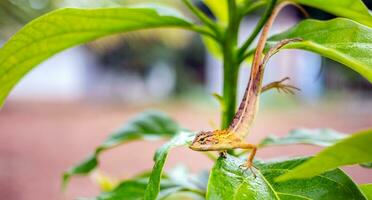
[190,131,218,151]
[189,130,238,151]
[189,131,218,151]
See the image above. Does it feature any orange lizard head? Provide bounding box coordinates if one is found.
[189,130,236,151]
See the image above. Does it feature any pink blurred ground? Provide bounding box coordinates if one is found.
[0,100,371,200]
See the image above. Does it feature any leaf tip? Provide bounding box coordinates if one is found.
[61,172,71,192]
[274,174,290,182]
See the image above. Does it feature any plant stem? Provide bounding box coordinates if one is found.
[182,0,219,34]
[221,0,240,129]
[189,25,218,41]
[252,1,302,66]
[239,48,256,63]
[238,0,277,60]
[221,51,239,129]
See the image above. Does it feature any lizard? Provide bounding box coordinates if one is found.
[189,1,302,174]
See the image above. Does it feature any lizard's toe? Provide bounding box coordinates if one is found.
[240,163,258,178]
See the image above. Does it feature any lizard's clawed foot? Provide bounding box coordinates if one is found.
[239,162,258,178]
[219,151,227,158]
[263,77,300,95]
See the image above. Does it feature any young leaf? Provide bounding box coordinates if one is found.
[95,179,155,200]
[91,170,118,192]
[144,131,194,200]
[94,179,181,200]
[207,155,366,200]
[259,128,347,147]
[292,0,372,27]
[202,36,222,59]
[203,0,228,25]
[93,169,205,200]
[360,184,372,200]
[268,18,372,83]
[276,129,372,182]
[0,7,194,108]
[163,192,205,200]
[63,110,182,189]
[361,162,372,168]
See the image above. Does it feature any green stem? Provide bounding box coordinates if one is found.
[221,51,239,129]
[221,0,240,129]
[238,0,277,59]
[182,0,219,34]
[239,48,256,64]
[188,25,218,41]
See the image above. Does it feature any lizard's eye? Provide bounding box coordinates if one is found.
[198,136,210,144]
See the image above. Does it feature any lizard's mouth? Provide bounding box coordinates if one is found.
[189,145,199,151]
[189,144,207,151]
[189,143,216,151]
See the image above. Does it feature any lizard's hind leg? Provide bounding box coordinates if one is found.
[238,143,258,177]
[261,77,300,95]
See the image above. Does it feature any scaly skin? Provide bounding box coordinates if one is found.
[189,2,302,174]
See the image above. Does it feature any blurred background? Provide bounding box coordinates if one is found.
[0,0,371,199]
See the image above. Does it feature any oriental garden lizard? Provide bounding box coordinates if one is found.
[189,2,302,175]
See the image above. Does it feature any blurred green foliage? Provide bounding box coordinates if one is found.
[0,0,186,39]
[0,0,54,38]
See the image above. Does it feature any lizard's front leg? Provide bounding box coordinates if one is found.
[261,77,300,94]
[238,143,258,177]
[219,151,227,158]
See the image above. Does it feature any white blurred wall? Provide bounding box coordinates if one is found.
[8,46,93,101]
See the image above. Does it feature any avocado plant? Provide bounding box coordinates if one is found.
[0,0,371,199]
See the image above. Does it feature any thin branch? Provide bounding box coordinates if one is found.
[228,0,237,20]
[188,25,219,41]
[241,0,266,16]
[240,48,256,63]
[292,3,310,18]
[251,1,295,71]
[238,1,309,62]
[181,0,218,33]
[238,0,277,59]
[226,0,239,45]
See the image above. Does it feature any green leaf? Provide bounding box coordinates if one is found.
[163,192,205,200]
[259,128,347,147]
[292,0,372,27]
[207,155,366,199]
[361,162,372,168]
[202,35,222,59]
[276,129,372,182]
[94,175,194,200]
[159,167,207,199]
[0,7,193,108]
[92,168,186,200]
[144,131,194,200]
[203,0,228,25]
[207,156,278,199]
[268,18,372,83]
[63,110,183,189]
[360,184,372,200]
[96,179,148,200]
[62,155,98,189]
